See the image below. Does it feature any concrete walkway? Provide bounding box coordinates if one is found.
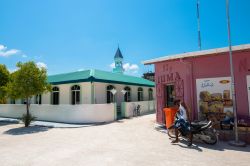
[0,114,250,166]
[0,117,96,128]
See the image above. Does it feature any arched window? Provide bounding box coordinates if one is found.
[51,87,59,105]
[107,85,116,103]
[71,85,80,105]
[124,86,131,102]
[148,88,153,100]
[35,94,42,104]
[138,87,144,101]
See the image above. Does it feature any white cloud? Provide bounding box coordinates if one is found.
[129,64,139,70]
[109,62,139,75]
[0,44,20,57]
[110,63,115,69]
[0,45,6,50]
[123,63,130,71]
[123,63,139,72]
[36,62,47,69]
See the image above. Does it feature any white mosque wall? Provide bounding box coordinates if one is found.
[94,82,125,105]
[49,82,92,104]
[7,82,155,105]
[42,93,51,104]
[121,100,156,118]
[9,82,92,105]
[0,104,115,123]
[94,82,107,104]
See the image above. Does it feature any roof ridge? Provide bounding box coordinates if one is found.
[96,70,153,83]
[49,69,152,82]
[48,69,91,77]
[143,43,250,65]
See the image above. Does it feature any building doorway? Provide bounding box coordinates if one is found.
[165,84,175,107]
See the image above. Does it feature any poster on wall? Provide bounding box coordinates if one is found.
[247,75,250,115]
[196,77,233,118]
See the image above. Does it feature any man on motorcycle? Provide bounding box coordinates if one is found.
[171,100,193,146]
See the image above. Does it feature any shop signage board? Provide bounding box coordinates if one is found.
[196,77,233,118]
[247,75,250,115]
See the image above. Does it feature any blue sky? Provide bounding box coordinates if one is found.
[0,0,249,76]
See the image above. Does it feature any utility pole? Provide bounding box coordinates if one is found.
[197,0,201,50]
[226,0,246,147]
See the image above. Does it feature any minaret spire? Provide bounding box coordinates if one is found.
[113,46,124,74]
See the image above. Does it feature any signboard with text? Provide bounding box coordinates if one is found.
[196,77,233,119]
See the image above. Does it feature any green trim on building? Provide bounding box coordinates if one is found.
[48,69,155,87]
[121,102,126,118]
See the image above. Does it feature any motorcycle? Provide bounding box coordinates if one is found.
[168,116,218,145]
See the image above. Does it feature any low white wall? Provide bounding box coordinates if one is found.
[122,100,156,118]
[0,104,115,124]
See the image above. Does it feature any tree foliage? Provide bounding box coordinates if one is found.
[8,61,51,99]
[7,61,51,127]
[0,64,10,104]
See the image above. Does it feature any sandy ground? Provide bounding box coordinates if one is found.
[0,114,250,166]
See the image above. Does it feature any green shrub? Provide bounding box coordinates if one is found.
[21,114,36,127]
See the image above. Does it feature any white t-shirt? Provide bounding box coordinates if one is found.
[177,104,188,121]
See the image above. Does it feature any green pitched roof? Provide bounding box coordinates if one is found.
[48,69,155,87]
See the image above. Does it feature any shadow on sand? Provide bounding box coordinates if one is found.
[4,126,50,135]
[155,126,250,153]
[0,121,19,127]
[171,136,250,152]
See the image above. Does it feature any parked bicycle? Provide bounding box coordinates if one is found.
[133,105,141,117]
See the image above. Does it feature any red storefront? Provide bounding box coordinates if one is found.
[143,44,250,125]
